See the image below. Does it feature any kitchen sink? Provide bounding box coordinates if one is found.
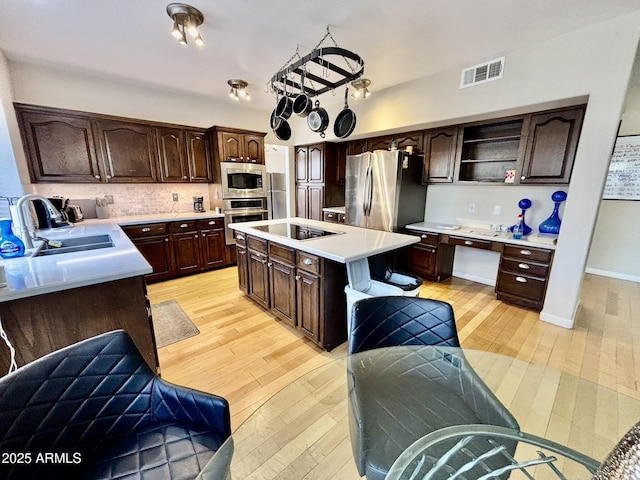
[34,234,114,256]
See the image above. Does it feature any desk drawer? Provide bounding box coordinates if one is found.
[247,235,268,254]
[323,211,339,223]
[496,271,547,302]
[170,220,198,232]
[500,258,549,278]
[410,231,439,246]
[297,251,320,275]
[122,223,168,238]
[503,245,553,263]
[447,235,493,250]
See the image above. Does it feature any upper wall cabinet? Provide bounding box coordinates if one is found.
[14,104,220,184]
[212,127,265,164]
[15,107,103,183]
[92,119,158,183]
[422,127,458,184]
[520,106,585,184]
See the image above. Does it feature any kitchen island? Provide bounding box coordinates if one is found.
[0,221,157,374]
[230,218,419,350]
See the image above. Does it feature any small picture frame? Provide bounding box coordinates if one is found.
[504,169,516,183]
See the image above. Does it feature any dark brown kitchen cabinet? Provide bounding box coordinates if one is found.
[198,218,225,269]
[157,127,188,182]
[122,223,174,283]
[348,139,369,155]
[171,221,202,275]
[246,235,270,308]
[496,244,554,311]
[14,105,103,183]
[213,127,265,164]
[404,231,454,282]
[422,127,458,184]
[93,119,158,183]
[185,130,212,182]
[235,232,248,294]
[294,142,344,221]
[368,131,424,152]
[268,242,297,328]
[335,142,348,185]
[520,106,584,184]
[296,268,321,342]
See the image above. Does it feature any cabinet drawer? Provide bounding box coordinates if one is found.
[503,245,553,263]
[247,235,268,254]
[500,258,549,278]
[297,251,321,275]
[170,220,198,232]
[235,231,247,246]
[197,218,223,229]
[122,223,168,238]
[323,211,339,223]
[410,231,439,246]
[447,236,493,250]
[269,242,295,264]
[496,271,547,302]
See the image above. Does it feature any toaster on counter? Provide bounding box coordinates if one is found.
[65,204,84,222]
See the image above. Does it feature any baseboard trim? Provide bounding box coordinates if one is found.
[539,310,574,329]
[452,271,496,287]
[585,267,640,283]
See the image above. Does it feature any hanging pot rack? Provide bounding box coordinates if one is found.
[269,46,365,98]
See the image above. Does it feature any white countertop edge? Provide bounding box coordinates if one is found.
[87,212,224,225]
[322,206,346,214]
[405,222,558,249]
[231,217,419,264]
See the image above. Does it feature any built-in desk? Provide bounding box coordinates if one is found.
[405,222,557,311]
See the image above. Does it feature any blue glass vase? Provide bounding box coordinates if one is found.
[509,198,532,236]
[0,218,26,258]
[539,191,567,234]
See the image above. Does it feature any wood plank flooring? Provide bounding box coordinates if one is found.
[147,268,640,432]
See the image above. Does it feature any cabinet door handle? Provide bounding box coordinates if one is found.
[327,213,334,218]
[195,235,198,239]
[521,175,526,180]
[209,221,216,225]
[95,175,101,179]
[421,234,427,238]
[303,258,313,265]
[141,227,151,232]
[295,275,301,281]
[520,249,532,256]
[430,248,436,254]
[237,234,245,241]
[464,240,473,246]
[180,223,188,228]
[267,262,272,267]
[164,238,169,242]
[182,176,187,179]
[238,248,246,255]
[201,234,205,237]
[515,276,527,283]
[518,263,530,269]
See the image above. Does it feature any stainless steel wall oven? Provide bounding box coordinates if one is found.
[223,197,268,245]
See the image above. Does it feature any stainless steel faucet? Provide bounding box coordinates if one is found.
[14,194,64,249]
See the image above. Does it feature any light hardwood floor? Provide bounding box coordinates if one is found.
[147,268,640,431]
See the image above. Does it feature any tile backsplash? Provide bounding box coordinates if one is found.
[32,183,211,217]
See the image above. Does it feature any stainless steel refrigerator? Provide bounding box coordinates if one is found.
[345,150,426,231]
[267,172,287,219]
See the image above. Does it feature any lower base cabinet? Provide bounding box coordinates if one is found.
[123,217,230,283]
[403,231,454,282]
[236,233,347,350]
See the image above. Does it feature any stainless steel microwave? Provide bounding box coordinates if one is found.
[220,162,267,199]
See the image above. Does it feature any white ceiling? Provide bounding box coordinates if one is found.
[0,0,639,112]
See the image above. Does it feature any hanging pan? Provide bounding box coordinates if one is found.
[307,100,330,138]
[270,108,282,130]
[334,87,356,139]
[275,78,293,120]
[293,70,312,117]
[273,118,291,141]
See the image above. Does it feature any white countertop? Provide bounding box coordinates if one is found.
[405,221,558,249]
[230,217,419,263]
[0,211,226,302]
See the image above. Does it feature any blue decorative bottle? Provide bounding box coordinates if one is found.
[539,191,567,234]
[0,218,26,259]
[509,198,532,236]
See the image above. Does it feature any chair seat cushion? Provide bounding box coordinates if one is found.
[81,423,227,480]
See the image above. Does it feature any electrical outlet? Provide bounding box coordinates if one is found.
[172,193,178,202]
[493,205,502,215]
[468,203,476,213]
[104,195,114,205]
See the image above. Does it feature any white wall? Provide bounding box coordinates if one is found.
[0,51,24,218]
[587,83,640,281]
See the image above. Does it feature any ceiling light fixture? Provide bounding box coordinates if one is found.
[166,3,204,47]
[351,78,372,99]
[228,79,250,101]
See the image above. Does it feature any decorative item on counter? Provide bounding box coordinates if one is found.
[539,190,567,234]
[0,218,25,259]
[509,198,532,235]
[512,214,524,239]
[95,197,109,219]
[504,169,516,183]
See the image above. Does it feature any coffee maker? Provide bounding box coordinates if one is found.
[193,196,205,213]
[32,197,70,229]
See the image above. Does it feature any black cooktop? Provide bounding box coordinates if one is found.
[251,222,343,241]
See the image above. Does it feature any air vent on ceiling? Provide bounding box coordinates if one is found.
[460,56,505,88]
